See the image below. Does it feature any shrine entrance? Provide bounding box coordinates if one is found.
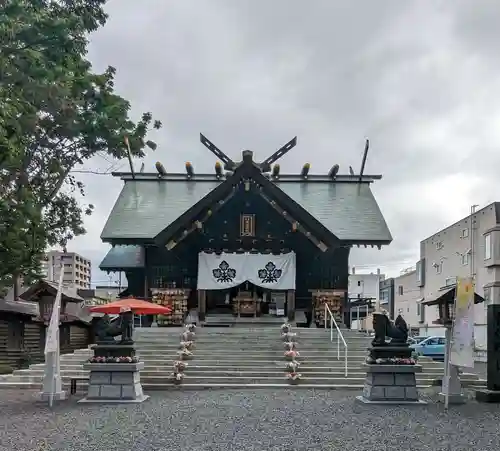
[197,251,296,321]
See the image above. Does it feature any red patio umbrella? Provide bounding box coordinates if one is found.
[89,297,172,315]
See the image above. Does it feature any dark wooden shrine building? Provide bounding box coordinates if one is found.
[0,280,92,371]
[99,135,392,326]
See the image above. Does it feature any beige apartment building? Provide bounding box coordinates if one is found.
[417,202,500,349]
[41,250,92,288]
[393,267,422,331]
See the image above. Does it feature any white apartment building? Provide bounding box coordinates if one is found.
[348,269,384,303]
[41,250,92,288]
[393,267,421,331]
[417,202,500,349]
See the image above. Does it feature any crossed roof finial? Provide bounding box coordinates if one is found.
[199,133,297,172]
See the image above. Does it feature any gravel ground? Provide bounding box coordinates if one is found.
[1,388,500,451]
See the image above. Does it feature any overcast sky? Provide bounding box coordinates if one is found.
[68,0,500,286]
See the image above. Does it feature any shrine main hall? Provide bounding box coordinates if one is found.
[99,135,392,327]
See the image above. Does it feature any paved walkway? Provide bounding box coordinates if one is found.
[1,388,500,450]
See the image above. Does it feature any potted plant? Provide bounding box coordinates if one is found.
[286,372,302,384]
[171,371,184,384]
[177,348,193,360]
[173,360,188,372]
[180,341,194,350]
[281,332,297,342]
[181,331,195,342]
[284,350,300,360]
[280,323,291,334]
[172,360,187,384]
[284,341,297,351]
[285,360,300,372]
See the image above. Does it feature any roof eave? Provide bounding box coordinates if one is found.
[100,236,156,245]
[111,172,383,183]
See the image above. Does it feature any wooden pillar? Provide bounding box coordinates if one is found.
[287,289,295,321]
[343,291,351,329]
[198,289,206,322]
[143,273,149,300]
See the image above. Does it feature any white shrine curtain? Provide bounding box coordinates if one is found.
[197,252,296,290]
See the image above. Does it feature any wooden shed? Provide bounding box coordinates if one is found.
[0,280,93,372]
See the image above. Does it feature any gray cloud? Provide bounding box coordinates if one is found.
[66,0,500,284]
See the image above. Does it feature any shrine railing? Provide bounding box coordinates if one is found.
[324,303,348,376]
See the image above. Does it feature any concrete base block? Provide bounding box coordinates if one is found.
[360,364,423,404]
[475,389,500,403]
[356,396,427,405]
[438,392,466,404]
[78,395,150,404]
[37,391,67,402]
[84,362,146,402]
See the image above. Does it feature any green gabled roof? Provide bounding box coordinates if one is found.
[275,181,391,242]
[99,245,145,270]
[100,173,392,244]
[100,179,220,241]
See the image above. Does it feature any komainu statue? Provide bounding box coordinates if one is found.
[371,312,409,347]
[95,310,134,344]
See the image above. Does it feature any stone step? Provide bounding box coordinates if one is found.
[7,368,463,379]
[134,343,372,350]
[0,374,484,386]
[15,364,446,377]
[136,350,370,357]
[22,359,446,372]
[0,381,369,390]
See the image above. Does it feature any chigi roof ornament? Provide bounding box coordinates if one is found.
[200,133,297,173]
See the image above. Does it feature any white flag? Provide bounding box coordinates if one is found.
[44,267,64,354]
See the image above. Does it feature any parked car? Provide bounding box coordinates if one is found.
[412,336,429,344]
[410,336,446,360]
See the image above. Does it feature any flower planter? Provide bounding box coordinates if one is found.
[284,342,297,350]
[288,378,300,385]
[171,373,184,384]
[282,332,296,342]
[181,332,195,341]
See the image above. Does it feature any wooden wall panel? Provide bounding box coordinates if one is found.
[0,317,91,372]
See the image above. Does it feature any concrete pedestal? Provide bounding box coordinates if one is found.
[79,362,149,404]
[356,364,426,405]
[438,360,465,404]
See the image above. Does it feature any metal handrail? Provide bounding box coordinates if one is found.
[324,304,348,376]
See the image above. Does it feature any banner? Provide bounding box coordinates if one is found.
[45,268,64,354]
[197,252,296,290]
[449,277,475,368]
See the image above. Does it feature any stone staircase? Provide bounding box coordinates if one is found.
[0,326,484,390]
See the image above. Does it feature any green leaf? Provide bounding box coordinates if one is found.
[0,0,162,287]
